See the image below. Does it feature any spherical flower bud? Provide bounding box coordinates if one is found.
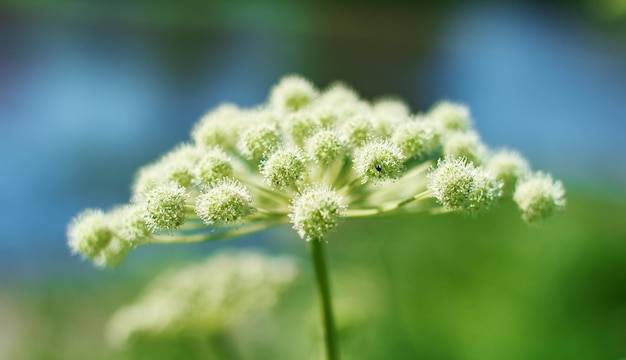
[195,179,255,225]
[158,143,202,188]
[429,101,472,133]
[191,103,245,147]
[193,147,233,186]
[237,116,282,160]
[353,139,405,183]
[131,163,162,200]
[270,75,318,114]
[284,112,321,146]
[319,82,360,108]
[289,184,346,241]
[305,129,344,165]
[487,149,530,195]
[373,98,410,119]
[442,131,488,165]
[513,172,565,225]
[67,209,113,259]
[428,158,502,213]
[391,119,438,158]
[109,204,152,247]
[341,115,376,147]
[260,148,306,189]
[142,182,188,232]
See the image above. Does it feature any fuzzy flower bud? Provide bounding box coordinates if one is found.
[428,158,502,213]
[270,75,318,114]
[341,115,375,147]
[142,182,188,232]
[191,103,245,147]
[158,143,202,188]
[514,172,566,225]
[195,179,254,225]
[319,82,360,108]
[391,119,438,158]
[260,148,306,189]
[289,184,346,241]
[284,112,321,146]
[487,149,530,195]
[442,131,488,165]
[95,238,131,268]
[109,204,152,247]
[429,101,472,133]
[237,114,282,160]
[353,139,405,183]
[193,147,233,186]
[305,129,344,165]
[67,209,113,259]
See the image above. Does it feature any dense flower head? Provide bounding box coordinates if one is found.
[68,74,565,266]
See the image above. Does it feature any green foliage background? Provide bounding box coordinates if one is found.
[5,189,626,359]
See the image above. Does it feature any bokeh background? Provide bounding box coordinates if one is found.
[1,0,626,359]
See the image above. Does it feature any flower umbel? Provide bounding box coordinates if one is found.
[68,75,565,265]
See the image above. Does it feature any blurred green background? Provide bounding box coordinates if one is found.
[1,0,626,359]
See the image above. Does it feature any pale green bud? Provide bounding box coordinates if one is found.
[391,119,439,158]
[193,147,233,186]
[487,149,530,195]
[310,106,339,128]
[514,172,565,225]
[428,158,502,213]
[341,114,376,147]
[142,182,188,232]
[260,148,306,189]
[191,103,245,147]
[353,139,405,183]
[195,179,255,225]
[109,204,152,247]
[270,75,318,114]
[442,131,488,165]
[429,101,472,133]
[283,112,321,146]
[131,163,162,200]
[158,143,202,188]
[237,114,282,160]
[289,184,346,241]
[319,82,360,108]
[67,209,113,259]
[373,98,410,119]
[305,129,344,165]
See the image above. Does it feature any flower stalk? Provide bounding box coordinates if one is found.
[310,239,340,360]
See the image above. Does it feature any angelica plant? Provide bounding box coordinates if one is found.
[68,75,565,360]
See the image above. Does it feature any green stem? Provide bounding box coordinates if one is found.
[310,239,340,360]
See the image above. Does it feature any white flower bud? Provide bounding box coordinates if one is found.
[94,238,130,268]
[353,139,405,183]
[260,148,306,189]
[514,172,565,225]
[429,101,472,133]
[442,131,488,165]
[428,158,502,213]
[305,129,344,166]
[319,82,360,108]
[142,182,188,232]
[289,184,346,241]
[67,209,113,259]
[270,75,318,114]
[195,179,255,225]
[158,143,202,188]
[193,147,233,186]
[391,119,439,158]
[487,149,530,195]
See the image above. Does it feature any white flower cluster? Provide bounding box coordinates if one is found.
[67,75,566,266]
[106,251,298,346]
